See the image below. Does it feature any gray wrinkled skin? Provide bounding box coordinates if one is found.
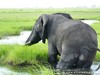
[25,13,99,71]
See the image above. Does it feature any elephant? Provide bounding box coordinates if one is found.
[53,13,73,19]
[25,13,99,70]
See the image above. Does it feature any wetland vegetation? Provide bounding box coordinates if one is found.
[0,8,100,75]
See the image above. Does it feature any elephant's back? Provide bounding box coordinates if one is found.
[84,23,98,47]
[61,20,97,50]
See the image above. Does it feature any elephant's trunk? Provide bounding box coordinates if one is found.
[25,29,41,45]
[25,34,34,45]
[25,41,32,45]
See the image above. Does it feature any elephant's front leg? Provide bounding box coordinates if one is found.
[48,44,58,69]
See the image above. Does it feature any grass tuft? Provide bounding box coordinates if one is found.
[5,43,48,66]
[91,22,100,61]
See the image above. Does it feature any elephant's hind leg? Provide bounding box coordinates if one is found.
[57,47,79,70]
[76,59,92,68]
[76,48,96,69]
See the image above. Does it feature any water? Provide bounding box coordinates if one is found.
[0,31,31,45]
[81,20,99,25]
[0,20,99,75]
[0,66,29,75]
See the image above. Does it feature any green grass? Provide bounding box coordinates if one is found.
[0,43,48,66]
[0,8,100,38]
[0,43,53,74]
[91,22,100,61]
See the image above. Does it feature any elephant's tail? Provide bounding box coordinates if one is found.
[95,64,100,71]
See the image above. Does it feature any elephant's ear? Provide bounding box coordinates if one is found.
[37,14,48,43]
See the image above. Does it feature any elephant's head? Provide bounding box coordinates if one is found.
[25,14,48,45]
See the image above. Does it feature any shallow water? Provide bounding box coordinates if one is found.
[0,66,29,75]
[81,20,99,25]
[0,31,31,45]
